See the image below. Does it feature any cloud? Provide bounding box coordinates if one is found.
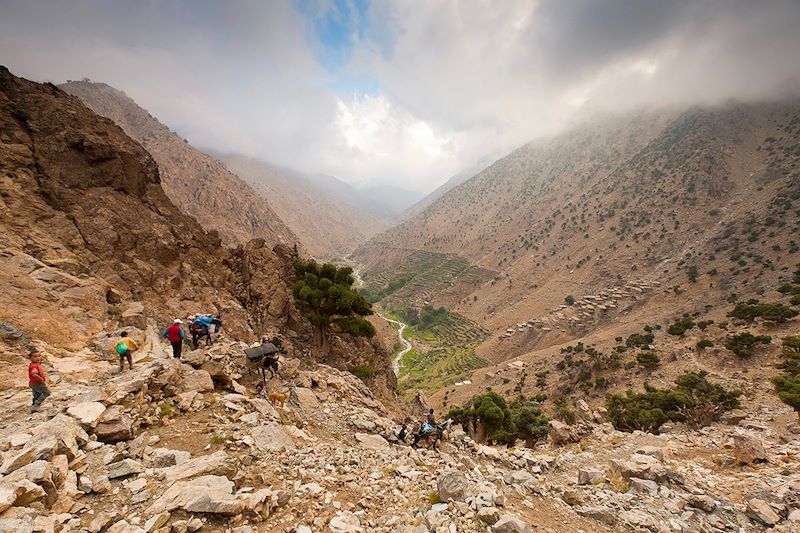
[0,0,799,197]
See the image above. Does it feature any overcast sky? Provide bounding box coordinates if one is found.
[1,0,799,195]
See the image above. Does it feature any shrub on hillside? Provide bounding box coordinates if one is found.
[606,371,740,432]
[626,332,654,348]
[667,316,695,336]
[565,295,575,306]
[509,397,549,447]
[636,352,661,370]
[773,337,800,419]
[724,332,772,358]
[697,339,714,350]
[727,301,798,323]
[348,364,375,381]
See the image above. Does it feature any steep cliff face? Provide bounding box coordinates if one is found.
[59,80,300,249]
[0,66,394,395]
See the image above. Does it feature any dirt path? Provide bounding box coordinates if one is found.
[377,312,413,375]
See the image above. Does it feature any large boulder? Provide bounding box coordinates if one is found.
[608,454,668,482]
[548,420,577,445]
[492,513,532,533]
[146,475,243,516]
[746,498,780,526]
[354,433,390,450]
[94,406,133,443]
[437,469,474,502]
[250,424,295,452]
[67,401,107,427]
[106,459,144,479]
[733,433,768,464]
[179,369,214,393]
[0,415,82,474]
[158,451,236,483]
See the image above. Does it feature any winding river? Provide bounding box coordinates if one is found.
[377,313,413,376]
[352,268,413,376]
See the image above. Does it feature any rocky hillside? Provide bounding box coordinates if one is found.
[59,80,299,249]
[0,66,394,399]
[1,329,798,532]
[222,156,388,260]
[354,102,800,397]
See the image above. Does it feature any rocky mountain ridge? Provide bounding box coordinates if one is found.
[0,66,394,398]
[59,80,299,250]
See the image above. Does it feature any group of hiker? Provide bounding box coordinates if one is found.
[397,408,443,448]
[111,314,222,372]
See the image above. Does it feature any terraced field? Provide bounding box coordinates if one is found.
[390,306,490,399]
[361,249,494,309]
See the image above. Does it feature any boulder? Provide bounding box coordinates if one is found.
[577,469,603,485]
[492,513,532,533]
[146,475,243,516]
[634,445,665,461]
[478,506,501,525]
[608,454,668,482]
[250,424,295,452]
[733,433,768,464]
[437,470,474,502]
[94,406,134,443]
[179,369,214,393]
[89,511,120,533]
[0,415,82,474]
[146,448,191,468]
[158,451,235,483]
[328,510,364,532]
[354,433,390,450]
[106,459,144,479]
[746,498,780,526]
[547,420,577,445]
[292,387,319,410]
[144,513,170,532]
[628,477,659,494]
[67,401,107,427]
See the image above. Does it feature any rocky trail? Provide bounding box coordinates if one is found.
[2,320,800,533]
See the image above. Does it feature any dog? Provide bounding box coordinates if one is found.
[268,391,287,408]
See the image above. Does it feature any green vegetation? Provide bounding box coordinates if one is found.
[348,364,375,382]
[697,339,714,350]
[727,300,798,323]
[667,316,695,336]
[626,331,654,348]
[724,332,772,358]
[687,265,699,282]
[398,345,486,398]
[361,250,492,309]
[565,295,575,306]
[636,352,661,370]
[606,371,741,432]
[293,259,375,350]
[447,392,548,446]
[773,337,800,418]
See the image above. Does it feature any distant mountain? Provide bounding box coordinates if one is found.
[222,155,389,259]
[60,80,300,249]
[357,185,423,219]
[355,101,800,363]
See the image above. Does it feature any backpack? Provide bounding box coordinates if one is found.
[116,341,128,355]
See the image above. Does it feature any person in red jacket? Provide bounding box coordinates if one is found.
[28,350,50,412]
[162,319,185,359]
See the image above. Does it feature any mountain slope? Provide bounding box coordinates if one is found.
[223,155,389,259]
[355,101,800,394]
[59,80,299,249]
[0,66,394,397]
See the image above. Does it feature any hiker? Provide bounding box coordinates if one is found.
[28,350,50,412]
[397,423,408,444]
[411,421,423,447]
[255,382,268,400]
[115,331,138,371]
[163,319,185,359]
[426,408,437,427]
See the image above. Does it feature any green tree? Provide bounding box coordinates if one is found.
[293,259,375,353]
[565,295,575,306]
[724,332,772,358]
[774,336,800,419]
[606,371,740,432]
[473,391,517,445]
[509,397,548,447]
[636,352,661,370]
[687,265,699,283]
[728,301,798,323]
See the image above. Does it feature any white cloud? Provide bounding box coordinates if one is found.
[0,0,798,198]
